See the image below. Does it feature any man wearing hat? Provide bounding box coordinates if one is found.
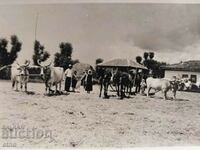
[64,64,72,92]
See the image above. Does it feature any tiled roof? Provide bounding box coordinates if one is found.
[97,58,147,70]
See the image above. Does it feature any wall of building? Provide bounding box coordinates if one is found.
[164,70,200,82]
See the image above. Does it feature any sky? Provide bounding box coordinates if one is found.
[1,2,200,66]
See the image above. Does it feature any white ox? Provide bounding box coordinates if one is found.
[146,77,179,100]
[11,61,30,92]
[196,81,200,88]
[38,61,64,94]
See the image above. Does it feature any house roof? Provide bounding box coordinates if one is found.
[97,58,147,70]
[162,60,200,72]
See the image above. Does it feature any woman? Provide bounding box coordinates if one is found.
[72,71,78,92]
[81,71,87,89]
[85,70,93,93]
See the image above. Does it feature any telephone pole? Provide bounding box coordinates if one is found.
[34,12,39,41]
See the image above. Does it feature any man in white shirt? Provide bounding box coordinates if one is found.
[64,64,72,92]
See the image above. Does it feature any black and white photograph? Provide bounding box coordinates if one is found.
[0,0,200,149]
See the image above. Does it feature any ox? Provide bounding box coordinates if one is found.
[37,60,64,94]
[146,77,179,100]
[98,69,112,98]
[11,61,30,92]
[112,70,133,99]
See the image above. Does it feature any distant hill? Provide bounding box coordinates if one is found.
[162,60,200,72]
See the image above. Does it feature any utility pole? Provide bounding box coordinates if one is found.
[35,12,39,41]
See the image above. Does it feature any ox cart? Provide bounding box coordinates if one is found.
[97,58,148,99]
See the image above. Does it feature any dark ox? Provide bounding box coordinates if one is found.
[112,70,133,99]
[11,61,30,92]
[38,61,64,94]
[146,77,179,100]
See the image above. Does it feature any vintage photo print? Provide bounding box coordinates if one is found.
[0,0,200,149]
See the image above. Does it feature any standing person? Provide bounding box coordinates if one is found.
[81,70,88,90]
[135,70,142,93]
[72,71,78,92]
[85,70,93,93]
[64,64,72,92]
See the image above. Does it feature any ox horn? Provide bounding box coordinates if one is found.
[37,59,52,67]
[37,59,42,66]
[23,60,30,67]
[45,61,52,67]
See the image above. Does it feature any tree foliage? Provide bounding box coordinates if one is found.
[0,35,22,79]
[94,58,104,79]
[136,52,166,78]
[0,35,22,66]
[71,59,80,65]
[149,52,154,59]
[95,58,104,65]
[32,40,50,66]
[54,42,73,70]
[136,56,142,64]
[143,52,149,60]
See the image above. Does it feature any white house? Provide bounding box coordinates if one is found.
[162,60,200,83]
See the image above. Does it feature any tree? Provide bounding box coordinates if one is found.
[143,52,149,60]
[0,35,22,79]
[143,52,149,68]
[9,35,22,64]
[32,40,50,65]
[0,35,22,66]
[0,39,8,66]
[138,52,166,78]
[135,56,142,64]
[71,59,80,65]
[149,52,154,59]
[54,42,73,70]
[94,58,104,79]
[95,58,104,65]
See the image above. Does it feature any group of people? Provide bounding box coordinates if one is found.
[63,64,147,98]
[64,64,93,93]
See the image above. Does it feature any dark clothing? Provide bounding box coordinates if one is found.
[102,71,112,98]
[135,74,142,93]
[81,74,87,87]
[120,73,129,99]
[65,77,71,92]
[85,74,93,92]
[135,84,141,93]
[72,75,78,89]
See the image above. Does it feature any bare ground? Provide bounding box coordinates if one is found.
[0,80,200,148]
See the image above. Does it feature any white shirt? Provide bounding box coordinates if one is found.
[65,68,72,78]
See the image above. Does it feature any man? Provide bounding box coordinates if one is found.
[135,70,142,93]
[81,70,88,89]
[64,64,72,92]
[71,71,78,92]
